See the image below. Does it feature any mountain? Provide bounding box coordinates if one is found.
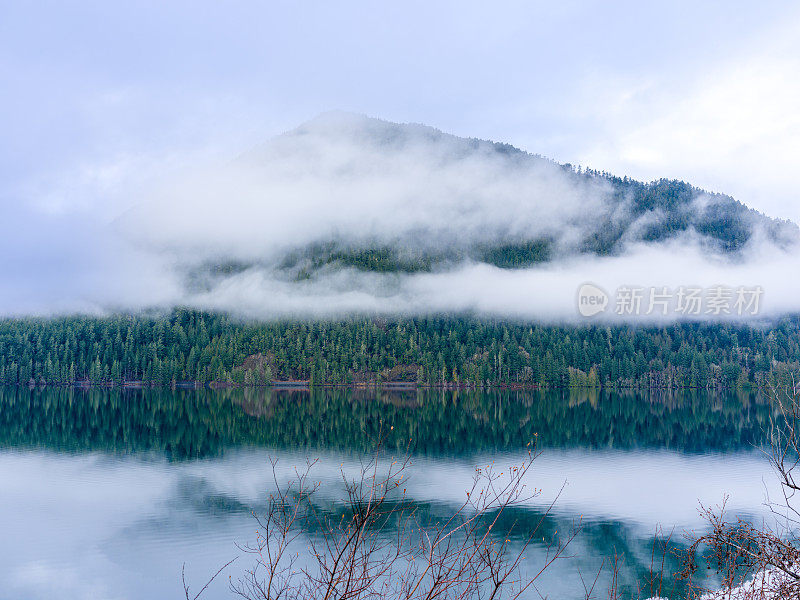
[122,112,799,291]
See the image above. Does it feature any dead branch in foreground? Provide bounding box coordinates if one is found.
[185,437,579,600]
[679,379,800,600]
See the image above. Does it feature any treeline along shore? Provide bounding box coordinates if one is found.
[0,310,798,390]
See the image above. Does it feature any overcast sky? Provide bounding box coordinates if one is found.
[2,0,799,222]
[1,1,800,319]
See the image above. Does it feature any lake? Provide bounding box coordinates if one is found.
[0,387,779,599]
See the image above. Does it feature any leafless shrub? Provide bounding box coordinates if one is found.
[679,378,800,600]
[185,437,579,600]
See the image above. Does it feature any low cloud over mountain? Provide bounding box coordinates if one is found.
[5,113,800,320]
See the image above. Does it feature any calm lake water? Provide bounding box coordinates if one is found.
[0,387,780,600]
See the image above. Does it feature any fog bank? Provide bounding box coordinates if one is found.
[3,113,799,322]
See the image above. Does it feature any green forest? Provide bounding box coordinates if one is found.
[1,310,798,389]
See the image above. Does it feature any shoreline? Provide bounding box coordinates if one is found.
[5,380,756,392]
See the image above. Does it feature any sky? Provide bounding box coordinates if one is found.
[2,0,799,220]
[1,0,799,318]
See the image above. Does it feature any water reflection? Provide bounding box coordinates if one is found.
[0,386,774,458]
[0,387,779,600]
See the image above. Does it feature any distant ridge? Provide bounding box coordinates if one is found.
[123,112,799,290]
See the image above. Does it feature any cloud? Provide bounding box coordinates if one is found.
[161,238,800,322]
[577,14,800,224]
[2,112,799,322]
[0,204,178,316]
[121,112,611,258]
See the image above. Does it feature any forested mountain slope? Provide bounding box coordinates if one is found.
[123,112,798,291]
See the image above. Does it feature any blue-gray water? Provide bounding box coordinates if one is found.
[0,387,778,599]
